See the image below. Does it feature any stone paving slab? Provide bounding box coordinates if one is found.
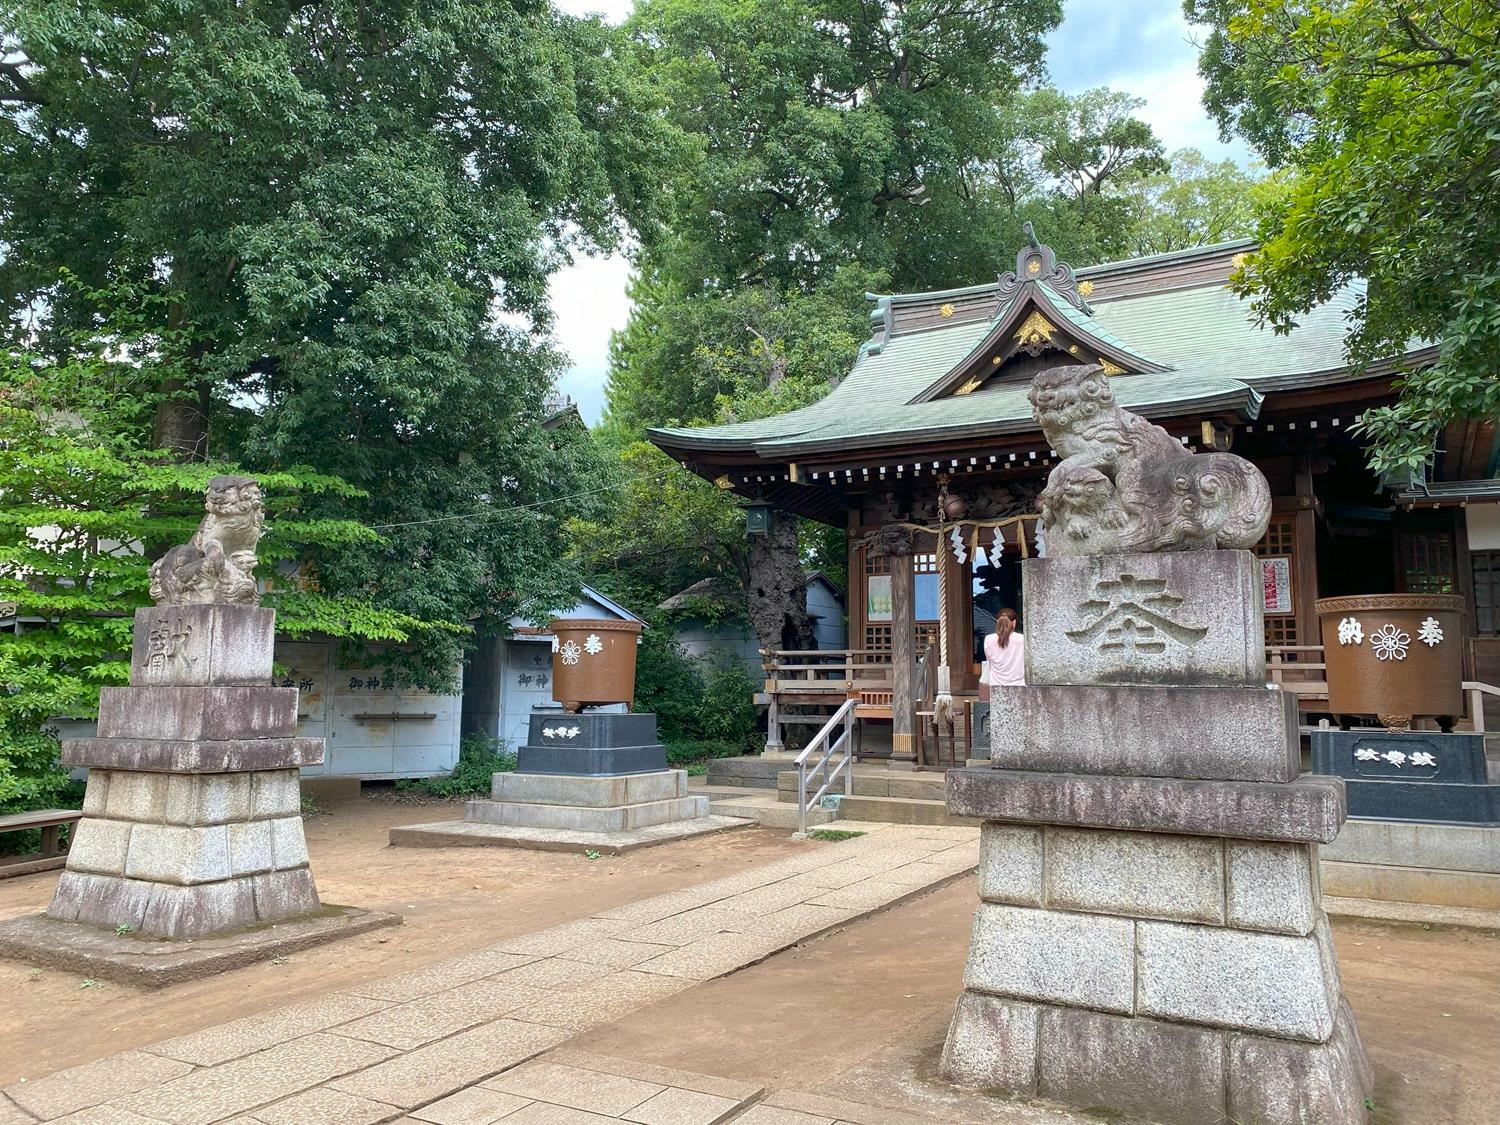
[335,980,558,1050]
[327,1020,569,1110]
[8,1052,194,1121]
[244,1087,400,1125]
[347,949,541,1003]
[7,828,979,1125]
[119,1034,399,1125]
[143,993,392,1066]
[506,971,695,1031]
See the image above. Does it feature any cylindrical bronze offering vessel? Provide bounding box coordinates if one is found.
[1316,594,1465,729]
[550,618,643,713]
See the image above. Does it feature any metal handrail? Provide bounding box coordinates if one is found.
[794,697,857,836]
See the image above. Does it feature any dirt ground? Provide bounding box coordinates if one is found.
[2,797,1496,1125]
[0,794,810,1086]
[578,880,1500,1125]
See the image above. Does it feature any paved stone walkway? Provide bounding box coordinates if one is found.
[1,825,979,1125]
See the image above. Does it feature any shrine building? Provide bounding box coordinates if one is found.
[648,234,1500,765]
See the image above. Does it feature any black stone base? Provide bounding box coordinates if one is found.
[1311,729,1486,783]
[1341,779,1500,824]
[1311,729,1499,824]
[526,711,659,749]
[516,744,668,777]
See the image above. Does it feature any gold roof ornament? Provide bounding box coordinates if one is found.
[954,375,983,396]
[1231,251,1248,270]
[1099,357,1127,376]
[1015,311,1055,347]
[939,303,955,318]
[1026,259,1041,276]
[1078,279,1095,296]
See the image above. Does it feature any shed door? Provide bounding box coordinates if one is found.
[500,641,556,748]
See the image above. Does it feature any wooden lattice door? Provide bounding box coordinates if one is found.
[1254,516,1298,647]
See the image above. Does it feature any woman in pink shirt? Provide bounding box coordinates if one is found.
[982,608,1025,693]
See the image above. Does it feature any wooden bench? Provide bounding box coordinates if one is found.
[0,808,82,879]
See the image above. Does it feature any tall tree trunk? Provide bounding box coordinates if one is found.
[152,374,209,459]
[744,508,815,657]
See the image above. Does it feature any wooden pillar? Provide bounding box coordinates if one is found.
[891,544,917,763]
[1293,458,1320,645]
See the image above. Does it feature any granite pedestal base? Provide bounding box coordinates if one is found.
[394,710,736,852]
[24,602,343,949]
[939,804,1371,1125]
[391,769,741,855]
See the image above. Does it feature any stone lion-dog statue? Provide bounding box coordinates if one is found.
[1029,364,1270,555]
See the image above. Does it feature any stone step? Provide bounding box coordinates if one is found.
[1320,859,1500,911]
[774,769,948,804]
[706,795,836,831]
[835,794,979,827]
[704,755,786,790]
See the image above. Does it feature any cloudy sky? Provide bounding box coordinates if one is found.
[546,0,1248,423]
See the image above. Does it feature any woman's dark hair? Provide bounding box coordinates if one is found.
[994,607,1019,647]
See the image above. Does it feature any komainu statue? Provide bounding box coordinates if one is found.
[1029,364,1270,555]
[149,475,265,605]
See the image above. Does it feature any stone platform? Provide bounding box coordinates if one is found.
[401,712,732,853]
[0,904,400,988]
[389,814,752,855]
[393,765,745,854]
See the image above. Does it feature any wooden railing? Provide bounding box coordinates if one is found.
[764,648,894,694]
[1267,645,1329,702]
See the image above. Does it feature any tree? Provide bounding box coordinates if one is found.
[1186,0,1500,473]
[0,0,675,675]
[597,1,1173,654]
[1115,147,1261,257]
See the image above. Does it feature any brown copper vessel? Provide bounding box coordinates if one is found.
[1315,594,1464,729]
[550,618,642,713]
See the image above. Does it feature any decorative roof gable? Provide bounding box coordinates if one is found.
[910,234,1170,404]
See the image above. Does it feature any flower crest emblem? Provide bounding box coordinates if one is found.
[558,640,583,665]
[1369,623,1410,661]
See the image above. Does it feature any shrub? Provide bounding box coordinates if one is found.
[634,627,761,753]
[399,733,515,797]
[0,728,84,855]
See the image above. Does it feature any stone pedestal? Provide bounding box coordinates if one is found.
[941,550,1371,1125]
[391,711,746,853]
[49,605,325,939]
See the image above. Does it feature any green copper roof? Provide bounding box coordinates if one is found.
[650,250,1378,460]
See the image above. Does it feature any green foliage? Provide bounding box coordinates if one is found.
[634,627,761,755]
[0,0,675,685]
[809,829,866,842]
[398,734,517,798]
[1115,148,1262,257]
[1186,0,1500,473]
